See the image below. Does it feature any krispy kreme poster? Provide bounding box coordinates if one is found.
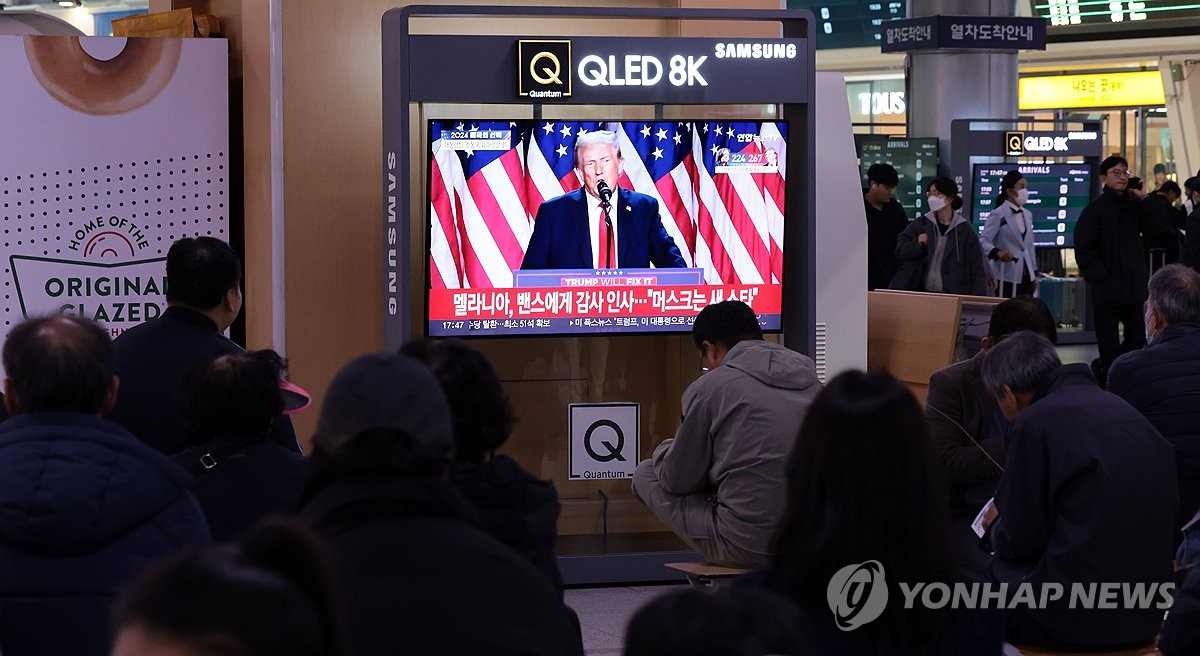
[0,36,229,364]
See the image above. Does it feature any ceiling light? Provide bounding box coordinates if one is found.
[57,0,80,7]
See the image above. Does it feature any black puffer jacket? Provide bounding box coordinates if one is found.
[0,413,210,656]
[1075,187,1172,305]
[1108,323,1200,530]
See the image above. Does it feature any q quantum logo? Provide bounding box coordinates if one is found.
[1006,131,1026,156]
[518,40,571,99]
[826,561,889,631]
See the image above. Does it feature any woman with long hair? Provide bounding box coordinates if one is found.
[763,370,1002,654]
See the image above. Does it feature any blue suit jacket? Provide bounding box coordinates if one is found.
[521,188,686,269]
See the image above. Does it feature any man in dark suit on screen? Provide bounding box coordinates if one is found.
[521,130,687,270]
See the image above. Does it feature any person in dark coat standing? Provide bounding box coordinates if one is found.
[1108,264,1200,533]
[0,315,210,656]
[299,352,583,656]
[109,237,298,455]
[864,163,908,291]
[1074,155,1172,387]
[172,350,310,542]
[401,338,564,589]
[980,332,1177,651]
[1183,177,1200,271]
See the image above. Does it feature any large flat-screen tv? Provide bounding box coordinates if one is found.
[426,120,788,337]
[970,162,1095,248]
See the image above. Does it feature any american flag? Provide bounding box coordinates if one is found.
[429,120,787,289]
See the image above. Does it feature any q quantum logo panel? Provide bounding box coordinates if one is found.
[0,36,230,357]
[518,40,572,99]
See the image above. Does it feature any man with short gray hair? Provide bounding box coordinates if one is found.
[1109,263,1200,530]
[979,331,1177,651]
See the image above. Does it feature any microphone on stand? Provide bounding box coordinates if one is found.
[597,180,613,207]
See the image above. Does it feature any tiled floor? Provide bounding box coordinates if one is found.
[564,584,686,656]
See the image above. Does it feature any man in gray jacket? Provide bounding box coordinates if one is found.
[632,301,821,567]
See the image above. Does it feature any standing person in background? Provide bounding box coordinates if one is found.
[981,170,1037,297]
[1145,180,1184,271]
[864,163,908,291]
[1074,155,1172,388]
[892,176,988,296]
[1183,177,1200,271]
[1153,163,1169,192]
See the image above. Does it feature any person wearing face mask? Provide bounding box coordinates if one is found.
[890,176,988,296]
[981,170,1038,298]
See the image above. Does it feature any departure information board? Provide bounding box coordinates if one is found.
[971,163,1096,248]
[1032,1,1200,40]
[788,1,906,49]
[858,136,939,220]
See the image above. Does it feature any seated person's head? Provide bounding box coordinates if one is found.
[624,587,804,656]
[2,315,115,416]
[112,519,342,656]
[980,330,1062,421]
[691,301,763,370]
[768,370,950,616]
[983,295,1058,350]
[399,339,513,464]
[308,352,454,479]
[1145,263,1200,339]
[180,350,287,444]
[166,237,243,329]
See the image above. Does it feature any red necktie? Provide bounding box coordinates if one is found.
[598,203,613,268]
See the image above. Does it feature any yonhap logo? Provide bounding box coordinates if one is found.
[827,561,889,631]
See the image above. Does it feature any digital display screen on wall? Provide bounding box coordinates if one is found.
[426,120,788,337]
[857,136,939,220]
[971,163,1095,248]
[1033,0,1200,40]
[787,0,906,49]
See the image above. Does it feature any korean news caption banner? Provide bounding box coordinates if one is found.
[427,120,787,336]
[0,36,230,367]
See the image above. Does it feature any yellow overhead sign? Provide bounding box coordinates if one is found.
[1019,71,1165,110]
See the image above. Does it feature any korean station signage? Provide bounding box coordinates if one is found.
[1019,71,1165,110]
[880,15,1047,52]
[408,35,811,104]
[1004,130,1102,157]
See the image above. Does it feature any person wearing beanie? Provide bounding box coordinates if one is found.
[298,352,582,656]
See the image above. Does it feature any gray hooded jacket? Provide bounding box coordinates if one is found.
[649,340,821,562]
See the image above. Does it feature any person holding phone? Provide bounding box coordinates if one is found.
[981,170,1037,297]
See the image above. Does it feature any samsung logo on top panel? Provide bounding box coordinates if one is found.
[714,42,798,59]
